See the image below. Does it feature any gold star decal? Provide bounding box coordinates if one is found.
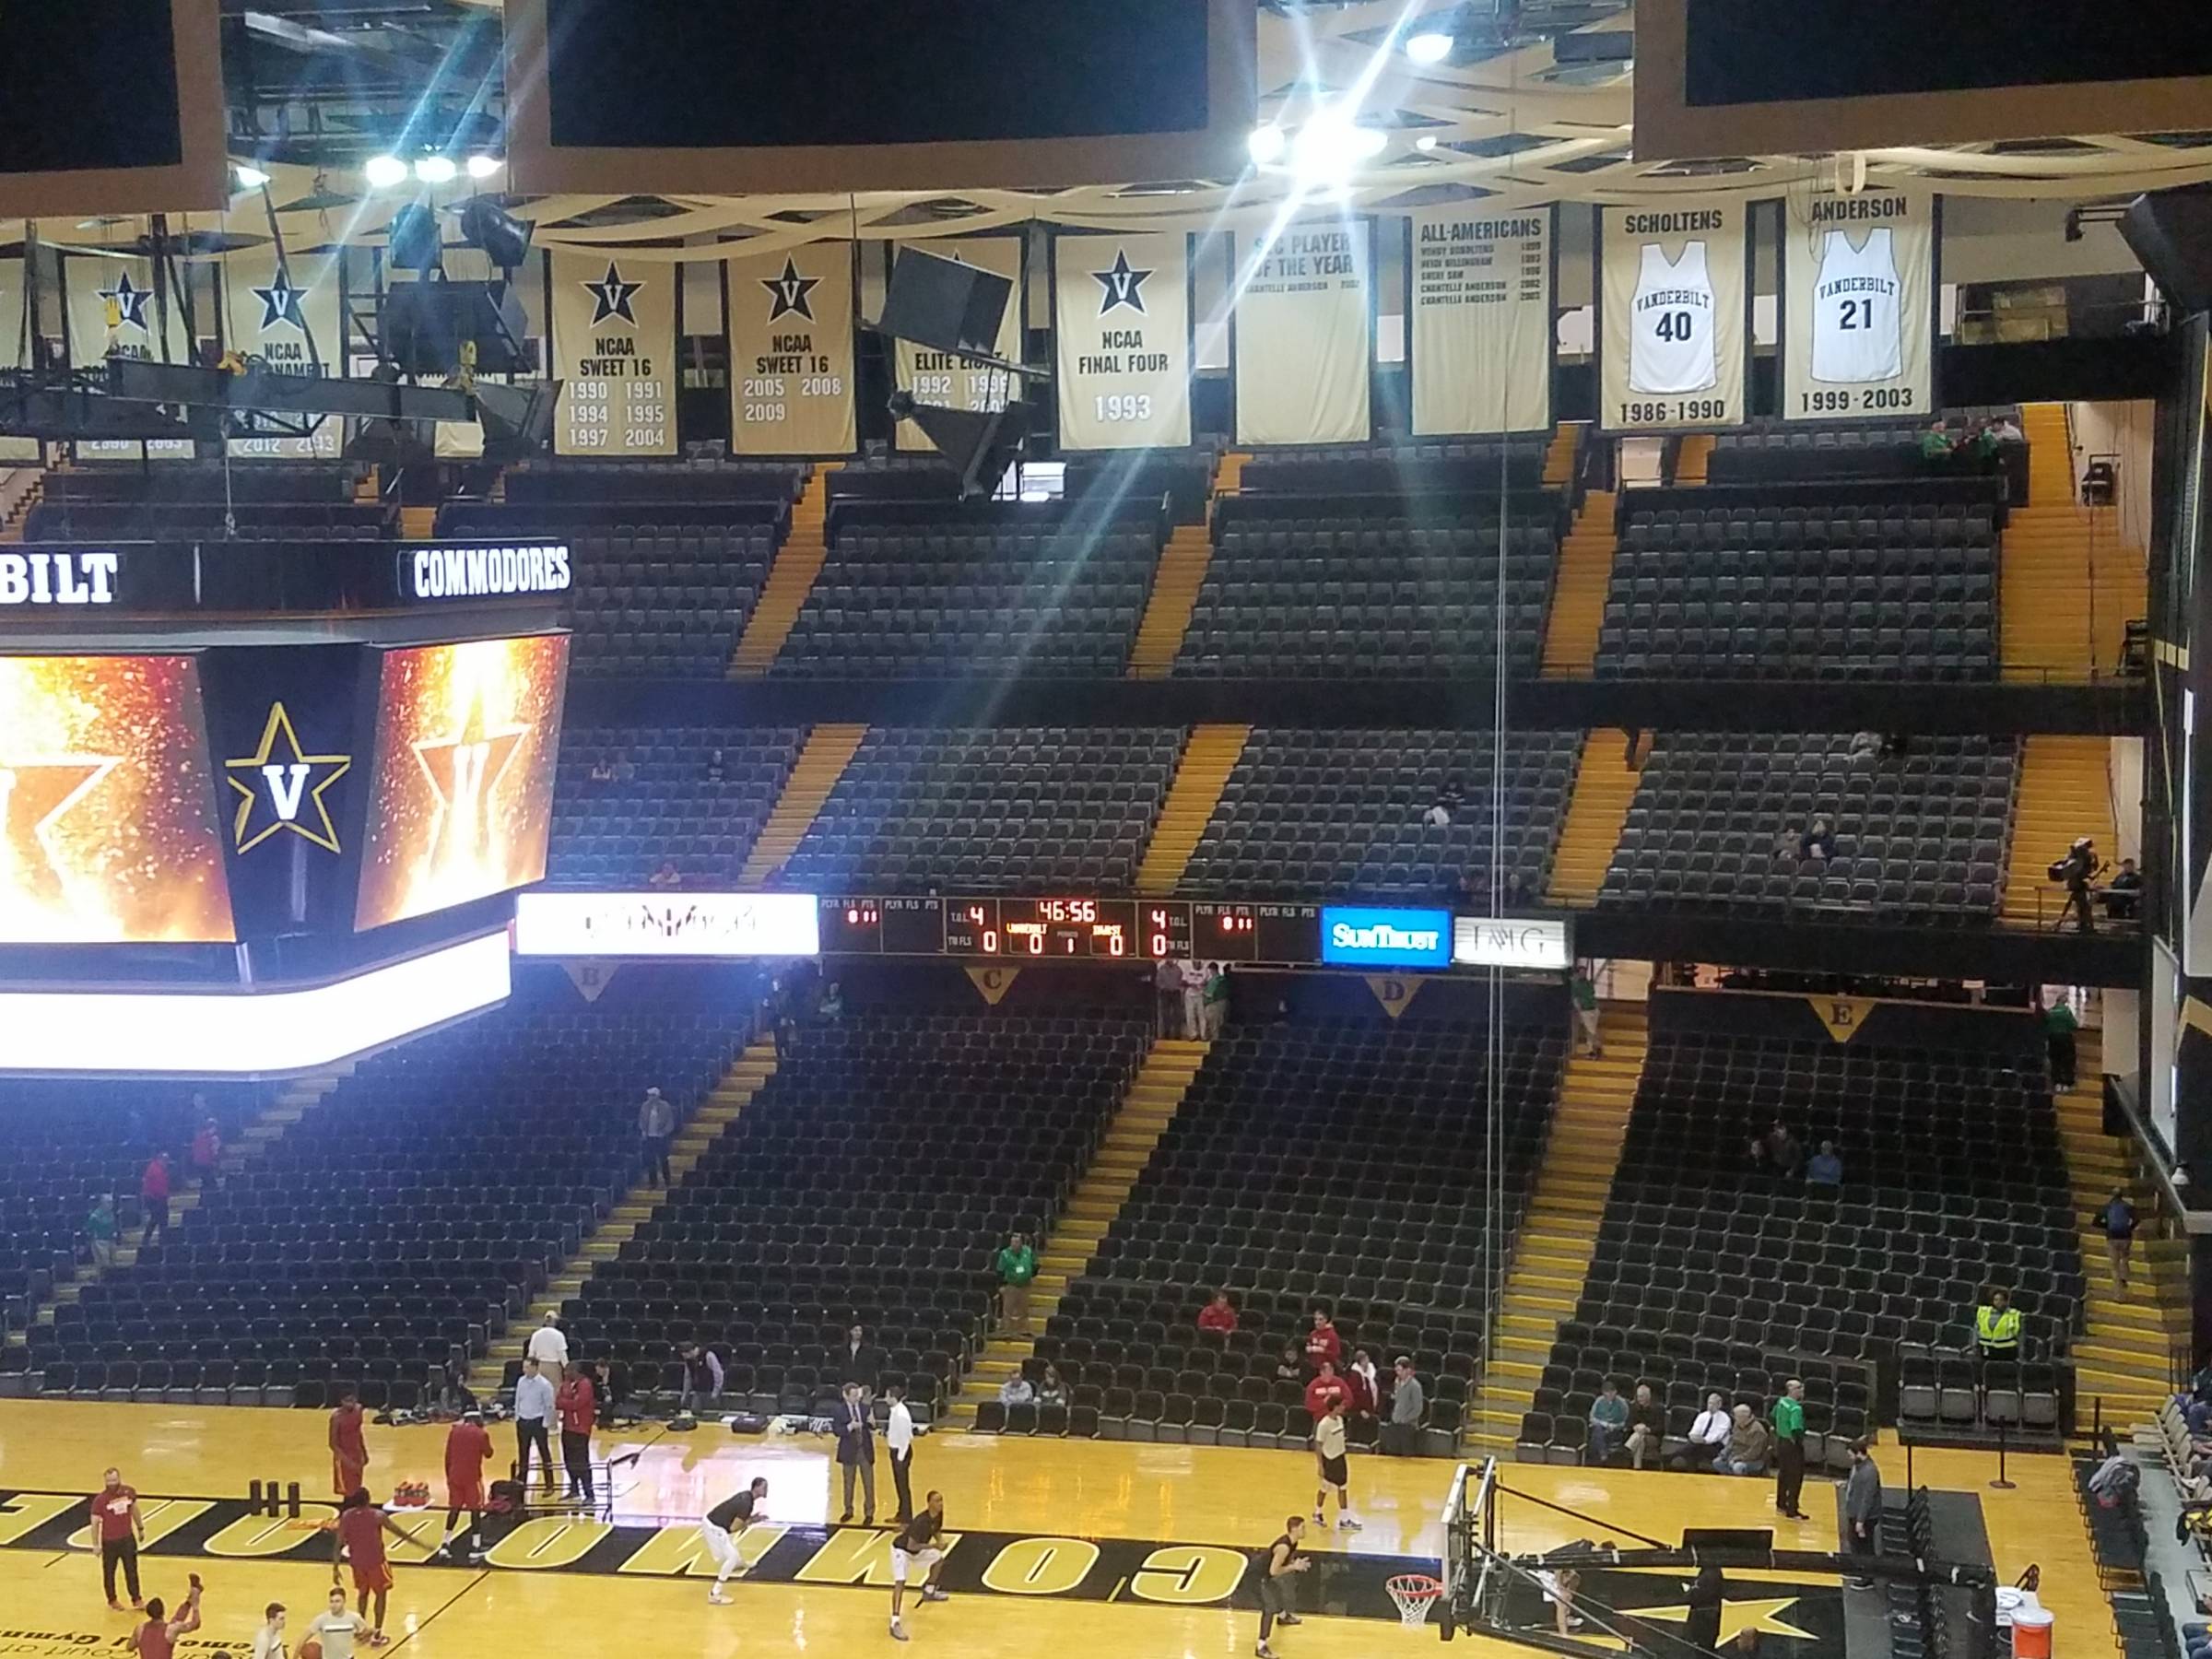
[226,703,352,854]
[410,694,527,868]
[1640,1596,1820,1644]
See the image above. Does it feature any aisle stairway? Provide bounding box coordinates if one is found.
[1540,490,1618,677]
[0,466,43,540]
[1216,451,1249,495]
[1128,523,1213,677]
[2001,405,2147,683]
[471,1041,778,1392]
[2053,1031,2185,1430]
[1468,1006,1647,1450]
[945,1037,1210,1427]
[1547,729,1638,905]
[400,505,437,538]
[1134,724,1250,894]
[2002,735,2120,930]
[736,724,867,885]
[1542,423,1585,489]
[1675,434,1714,485]
[730,468,834,677]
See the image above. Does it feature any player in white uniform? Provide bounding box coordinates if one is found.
[301,1585,370,1658]
[1629,241,1717,395]
[1810,228,1903,382]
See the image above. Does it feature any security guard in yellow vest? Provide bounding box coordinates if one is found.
[1975,1289,2021,1359]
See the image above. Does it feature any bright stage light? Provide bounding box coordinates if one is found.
[1248,124,1288,166]
[233,164,271,189]
[466,153,504,180]
[1406,30,1454,65]
[415,155,459,184]
[364,155,410,189]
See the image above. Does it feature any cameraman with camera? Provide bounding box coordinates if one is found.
[2049,836,2103,933]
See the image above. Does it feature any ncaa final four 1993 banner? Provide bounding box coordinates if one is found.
[1407,204,1554,437]
[549,248,679,457]
[1780,189,1938,424]
[221,246,345,460]
[892,237,1025,453]
[65,253,194,460]
[1053,230,1193,453]
[1233,218,1373,446]
[0,259,38,461]
[1598,199,1750,435]
[725,242,858,457]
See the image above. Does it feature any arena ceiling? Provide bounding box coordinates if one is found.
[11,0,2212,258]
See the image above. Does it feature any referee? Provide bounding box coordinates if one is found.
[1771,1378,1807,1520]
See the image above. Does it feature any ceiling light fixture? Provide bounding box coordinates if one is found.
[1248,124,1288,166]
[363,155,410,189]
[466,154,504,180]
[414,156,459,185]
[233,164,271,189]
[1406,30,1453,65]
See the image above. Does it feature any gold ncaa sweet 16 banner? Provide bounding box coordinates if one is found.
[1053,230,1192,452]
[893,236,1024,453]
[1233,218,1373,445]
[549,250,679,456]
[1780,188,1938,424]
[223,246,345,460]
[1407,204,1554,436]
[67,253,195,459]
[1599,199,1750,434]
[726,242,857,456]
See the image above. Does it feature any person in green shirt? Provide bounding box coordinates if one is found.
[2044,996,2079,1088]
[1918,419,1957,470]
[1585,1379,1630,1465]
[1771,1378,1807,1520]
[1571,971,1603,1057]
[994,1231,1037,1331]
[85,1194,118,1269]
[1975,1288,2022,1363]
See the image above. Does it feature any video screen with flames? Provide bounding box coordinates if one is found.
[0,655,235,944]
[354,634,570,932]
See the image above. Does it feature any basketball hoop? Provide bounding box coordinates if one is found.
[1387,1572,1445,1630]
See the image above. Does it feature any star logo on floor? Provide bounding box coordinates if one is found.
[1639,1595,1819,1644]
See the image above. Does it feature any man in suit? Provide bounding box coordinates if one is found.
[839,1324,885,1396]
[832,1382,877,1525]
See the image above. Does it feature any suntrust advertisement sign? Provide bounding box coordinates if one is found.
[1318,905,1452,970]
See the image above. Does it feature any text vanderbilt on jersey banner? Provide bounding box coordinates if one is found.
[1599,200,1749,435]
[1054,230,1193,452]
[222,248,344,460]
[1234,219,1373,446]
[1781,190,1937,423]
[726,243,857,456]
[551,251,679,456]
[1408,205,1554,437]
[66,254,194,459]
[894,237,1024,453]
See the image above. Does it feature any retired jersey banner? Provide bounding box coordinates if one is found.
[222,247,345,460]
[893,237,1024,453]
[726,243,856,456]
[1407,205,1554,437]
[1781,190,1938,424]
[549,251,678,457]
[1053,230,1192,453]
[1233,219,1373,447]
[0,261,38,460]
[1598,200,1749,435]
[67,255,195,459]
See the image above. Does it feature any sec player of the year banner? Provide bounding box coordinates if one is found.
[1781,189,1937,424]
[892,236,1024,453]
[1598,199,1749,435]
[65,253,195,459]
[1408,204,1554,437]
[1233,218,1373,446]
[725,242,856,456]
[1054,230,1193,452]
[549,249,678,456]
[222,247,345,460]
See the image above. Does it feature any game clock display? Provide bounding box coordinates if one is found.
[817,897,1326,963]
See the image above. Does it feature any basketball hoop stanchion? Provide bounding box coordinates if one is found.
[1389,1573,1447,1630]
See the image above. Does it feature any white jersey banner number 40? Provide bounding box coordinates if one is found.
[1598,201,1749,435]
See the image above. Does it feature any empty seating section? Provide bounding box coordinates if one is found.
[778,727,1182,894]
[573,1013,1150,1411]
[1178,500,1559,678]
[501,459,807,504]
[556,524,774,678]
[25,996,748,1406]
[1599,735,2018,923]
[1179,730,1579,902]
[775,515,1160,677]
[26,460,388,540]
[1235,436,1554,496]
[1519,1020,2077,1460]
[548,725,805,888]
[1047,1018,1564,1444]
[1596,497,1998,679]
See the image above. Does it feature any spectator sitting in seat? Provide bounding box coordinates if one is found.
[1197,1290,1238,1335]
[1714,1404,1772,1476]
[1805,1140,1844,1187]
[2104,858,2143,920]
[1304,1360,1350,1422]
[1918,419,1957,468]
[1752,1120,1802,1179]
[1303,1309,1343,1373]
[705,748,726,784]
[1425,784,1463,829]
[1624,1382,1665,1471]
[588,756,615,787]
[998,1372,1036,1408]
[648,860,682,890]
[1274,1343,1305,1384]
[1586,1379,1630,1465]
[1036,1366,1069,1408]
[1674,1392,1734,1469]
[819,981,844,1020]
[1796,818,1836,863]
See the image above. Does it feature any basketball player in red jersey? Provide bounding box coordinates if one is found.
[441,1409,495,1561]
[134,1573,202,1659]
[332,1489,412,1646]
[329,1389,369,1498]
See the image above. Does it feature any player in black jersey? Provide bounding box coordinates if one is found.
[888,1488,949,1641]
[700,1477,768,1605]
[1255,1515,1310,1659]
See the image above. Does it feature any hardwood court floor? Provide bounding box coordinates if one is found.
[0,1400,2110,1658]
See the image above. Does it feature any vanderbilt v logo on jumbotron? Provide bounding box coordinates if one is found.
[226,702,352,854]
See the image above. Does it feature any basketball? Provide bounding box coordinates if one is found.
[299,1641,323,1659]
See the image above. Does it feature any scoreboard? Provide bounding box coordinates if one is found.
[818,897,1327,964]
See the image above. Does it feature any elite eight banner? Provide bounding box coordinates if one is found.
[549,249,679,456]
[222,246,345,460]
[66,253,195,459]
[892,236,1024,453]
[725,243,857,456]
[1598,200,1749,435]
[1233,219,1373,446]
[1053,230,1192,453]
[1407,205,1554,437]
[1780,189,1938,424]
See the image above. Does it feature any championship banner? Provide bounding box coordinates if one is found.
[1407,205,1554,437]
[1598,201,1749,435]
[65,254,195,459]
[1232,219,1372,447]
[892,237,1024,453]
[548,249,678,457]
[0,260,38,461]
[1780,190,1938,424]
[725,243,856,456]
[221,247,345,460]
[1053,230,1192,453]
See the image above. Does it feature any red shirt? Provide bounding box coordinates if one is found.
[558,1378,596,1436]
[92,1484,138,1541]
[1196,1302,1237,1335]
[330,1404,367,1464]
[1305,1375,1349,1420]
[338,1504,387,1571]
[1302,1324,1342,1371]
[190,1128,218,1170]
[135,1623,174,1659]
[444,1421,493,1489]
[140,1159,170,1201]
